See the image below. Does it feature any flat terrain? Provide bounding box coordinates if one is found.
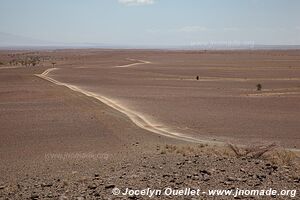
[0,59,174,178]
[38,49,300,148]
[0,49,299,199]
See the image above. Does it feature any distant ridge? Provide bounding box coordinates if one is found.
[0,32,300,50]
[0,32,57,47]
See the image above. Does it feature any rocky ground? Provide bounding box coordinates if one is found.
[0,50,299,200]
[0,144,299,200]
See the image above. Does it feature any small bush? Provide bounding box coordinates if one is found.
[256,83,262,91]
[228,143,277,159]
[162,144,209,156]
[266,149,298,166]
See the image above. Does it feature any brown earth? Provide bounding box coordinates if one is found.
[29,49,300,148]
[0,49,299,200]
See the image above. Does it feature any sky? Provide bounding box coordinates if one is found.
[0,0,300,46]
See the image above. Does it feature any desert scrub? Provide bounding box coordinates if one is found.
[228,143,299,167]
[256,83,262,91]
[160,143,213,156]
[265,149,298,166]
[228,143,277,159]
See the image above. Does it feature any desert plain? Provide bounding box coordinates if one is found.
[0,49,299,199]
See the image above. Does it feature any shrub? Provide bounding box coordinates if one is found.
[228,143,277,159]
[266,149,298,166]
[256,83,262,91]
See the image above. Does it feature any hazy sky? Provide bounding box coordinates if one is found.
[0,0,300,46]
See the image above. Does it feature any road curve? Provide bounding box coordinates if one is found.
[35,60,219,145]
[113,58,152,68]
[34,59,300,152]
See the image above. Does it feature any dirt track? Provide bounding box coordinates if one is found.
[0,49,299,199]
[42,49,300,148]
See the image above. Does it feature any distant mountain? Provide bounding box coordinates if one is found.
[0,32,57,47]
[0,32,117,49]
[1,32,299,50]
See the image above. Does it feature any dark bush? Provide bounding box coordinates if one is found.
[256,83,262,91]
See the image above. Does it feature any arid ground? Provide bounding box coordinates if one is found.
[0,49,299,199]
[9,49,300,148]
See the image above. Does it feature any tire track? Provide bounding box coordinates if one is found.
[35,60,217,145]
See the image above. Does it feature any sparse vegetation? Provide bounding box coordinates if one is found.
[227,143,299,167]
[161,143,222,157]
[228,143,277,159]
[266,149,298,166]
[161,144,198,156]
[159,143,298,167]
[0,61,4,65]
[9,56,41,67]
